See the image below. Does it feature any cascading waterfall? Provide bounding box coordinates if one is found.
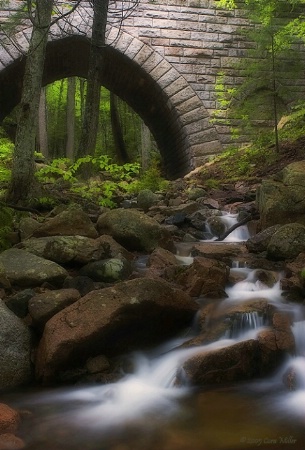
[227,311,266,339]
[292,320,305,357]
[5,215,305,450]
[205,212,250,242]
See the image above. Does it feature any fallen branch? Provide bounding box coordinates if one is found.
[0,201,41,215]
[215,213,257,241]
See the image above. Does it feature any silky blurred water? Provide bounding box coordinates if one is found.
[3,219,305,450]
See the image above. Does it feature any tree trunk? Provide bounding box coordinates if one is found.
[66,77,76,160]
[6,0,53,204]
[141,121,151,171]
[37,86,48,158]
[110,91,129,164]
[77,0,109,163]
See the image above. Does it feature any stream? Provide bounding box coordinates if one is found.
[2,213,305,450]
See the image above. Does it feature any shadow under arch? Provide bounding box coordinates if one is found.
[0,35,192,178]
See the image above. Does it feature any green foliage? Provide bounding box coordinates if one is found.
[204,178,220,189]
[31,196,58,210]
[0,206,13,251]
[207,141,277,180]
[36,155,141,208]
[213,0,304,147]
[278,102,305,141]
[0,133,13,183]
[45,79,143,161]
[35,158,76,183]
[129,165,170,193]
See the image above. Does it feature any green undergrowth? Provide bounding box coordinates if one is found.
[201,104,305,185]
[35,155,169,208]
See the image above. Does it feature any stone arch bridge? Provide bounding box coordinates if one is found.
[0,0,303,177]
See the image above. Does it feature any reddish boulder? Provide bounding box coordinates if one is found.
[0,433,24,449]
[175,256,229,297]
[181,340,261,386]
[0,404,20,434]
[35,277,198,384]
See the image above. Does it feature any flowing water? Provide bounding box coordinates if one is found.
[2,217,305,450]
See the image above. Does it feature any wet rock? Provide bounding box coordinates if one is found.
[0,249,68,288]
[206,216,226,238]
[0,300,32,390]
[28,288,81,329]
[267,223,305,260]
[79,257,133,282]
[96,209,174,253]
[63,276,97,296]
[282,366,297,391]
[202,198,220,209]
[246,225,281,253]
[35,278,198,384]
[5,289,35,318]
[0,433,25,450]
[186,208,219,231]
[175,256,229,298]
[257,161,305,229]
[33,206,98,239]
[137,189,160,212]
[19,216,40,240]
[190,242,246,266]
[181,340,262,386]
[272,312,295,352]
[20,234,133,267]
[85,355,110,374]
[186,187,206,201]
[146,247,179,279]
[255,269,278,288]
[0,404,20,434]
[183,299,271,348]
[164,212,186,226]
[281,252,305,302]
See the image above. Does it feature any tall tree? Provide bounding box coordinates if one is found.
[6,0,53,203]
[66,77,76,160]
[215,0,304,150]
[110,91,129,164]
[37,87,49,158]
[77,0,109,161]
[5,0,82,203]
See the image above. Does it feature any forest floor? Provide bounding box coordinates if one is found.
[192,135,305,190]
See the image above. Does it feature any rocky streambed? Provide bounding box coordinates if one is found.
[1,160,305,449]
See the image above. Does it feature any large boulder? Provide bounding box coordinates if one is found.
[0,403,20,434]
[28,289,81,329]
[175,256,229,298]
[18,235,133,266]
[0,249,68,287]
[96,209,174,252]
[137,189,160,212]
[257,161,305,229]
[246,225,281,253]
[35,277,198,383]
[0,300,32,389]
[191,242,246,266]
[79,257,133,282]
[266,223,305,260]
[181,340,262,386]
[33,207,98,238]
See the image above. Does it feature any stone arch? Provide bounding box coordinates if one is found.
[0,27,222,178]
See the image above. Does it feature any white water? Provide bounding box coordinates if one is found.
[17,277,281,436]
[8,218,305,448]
[220,212,251,242]
[205,212,250,242]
